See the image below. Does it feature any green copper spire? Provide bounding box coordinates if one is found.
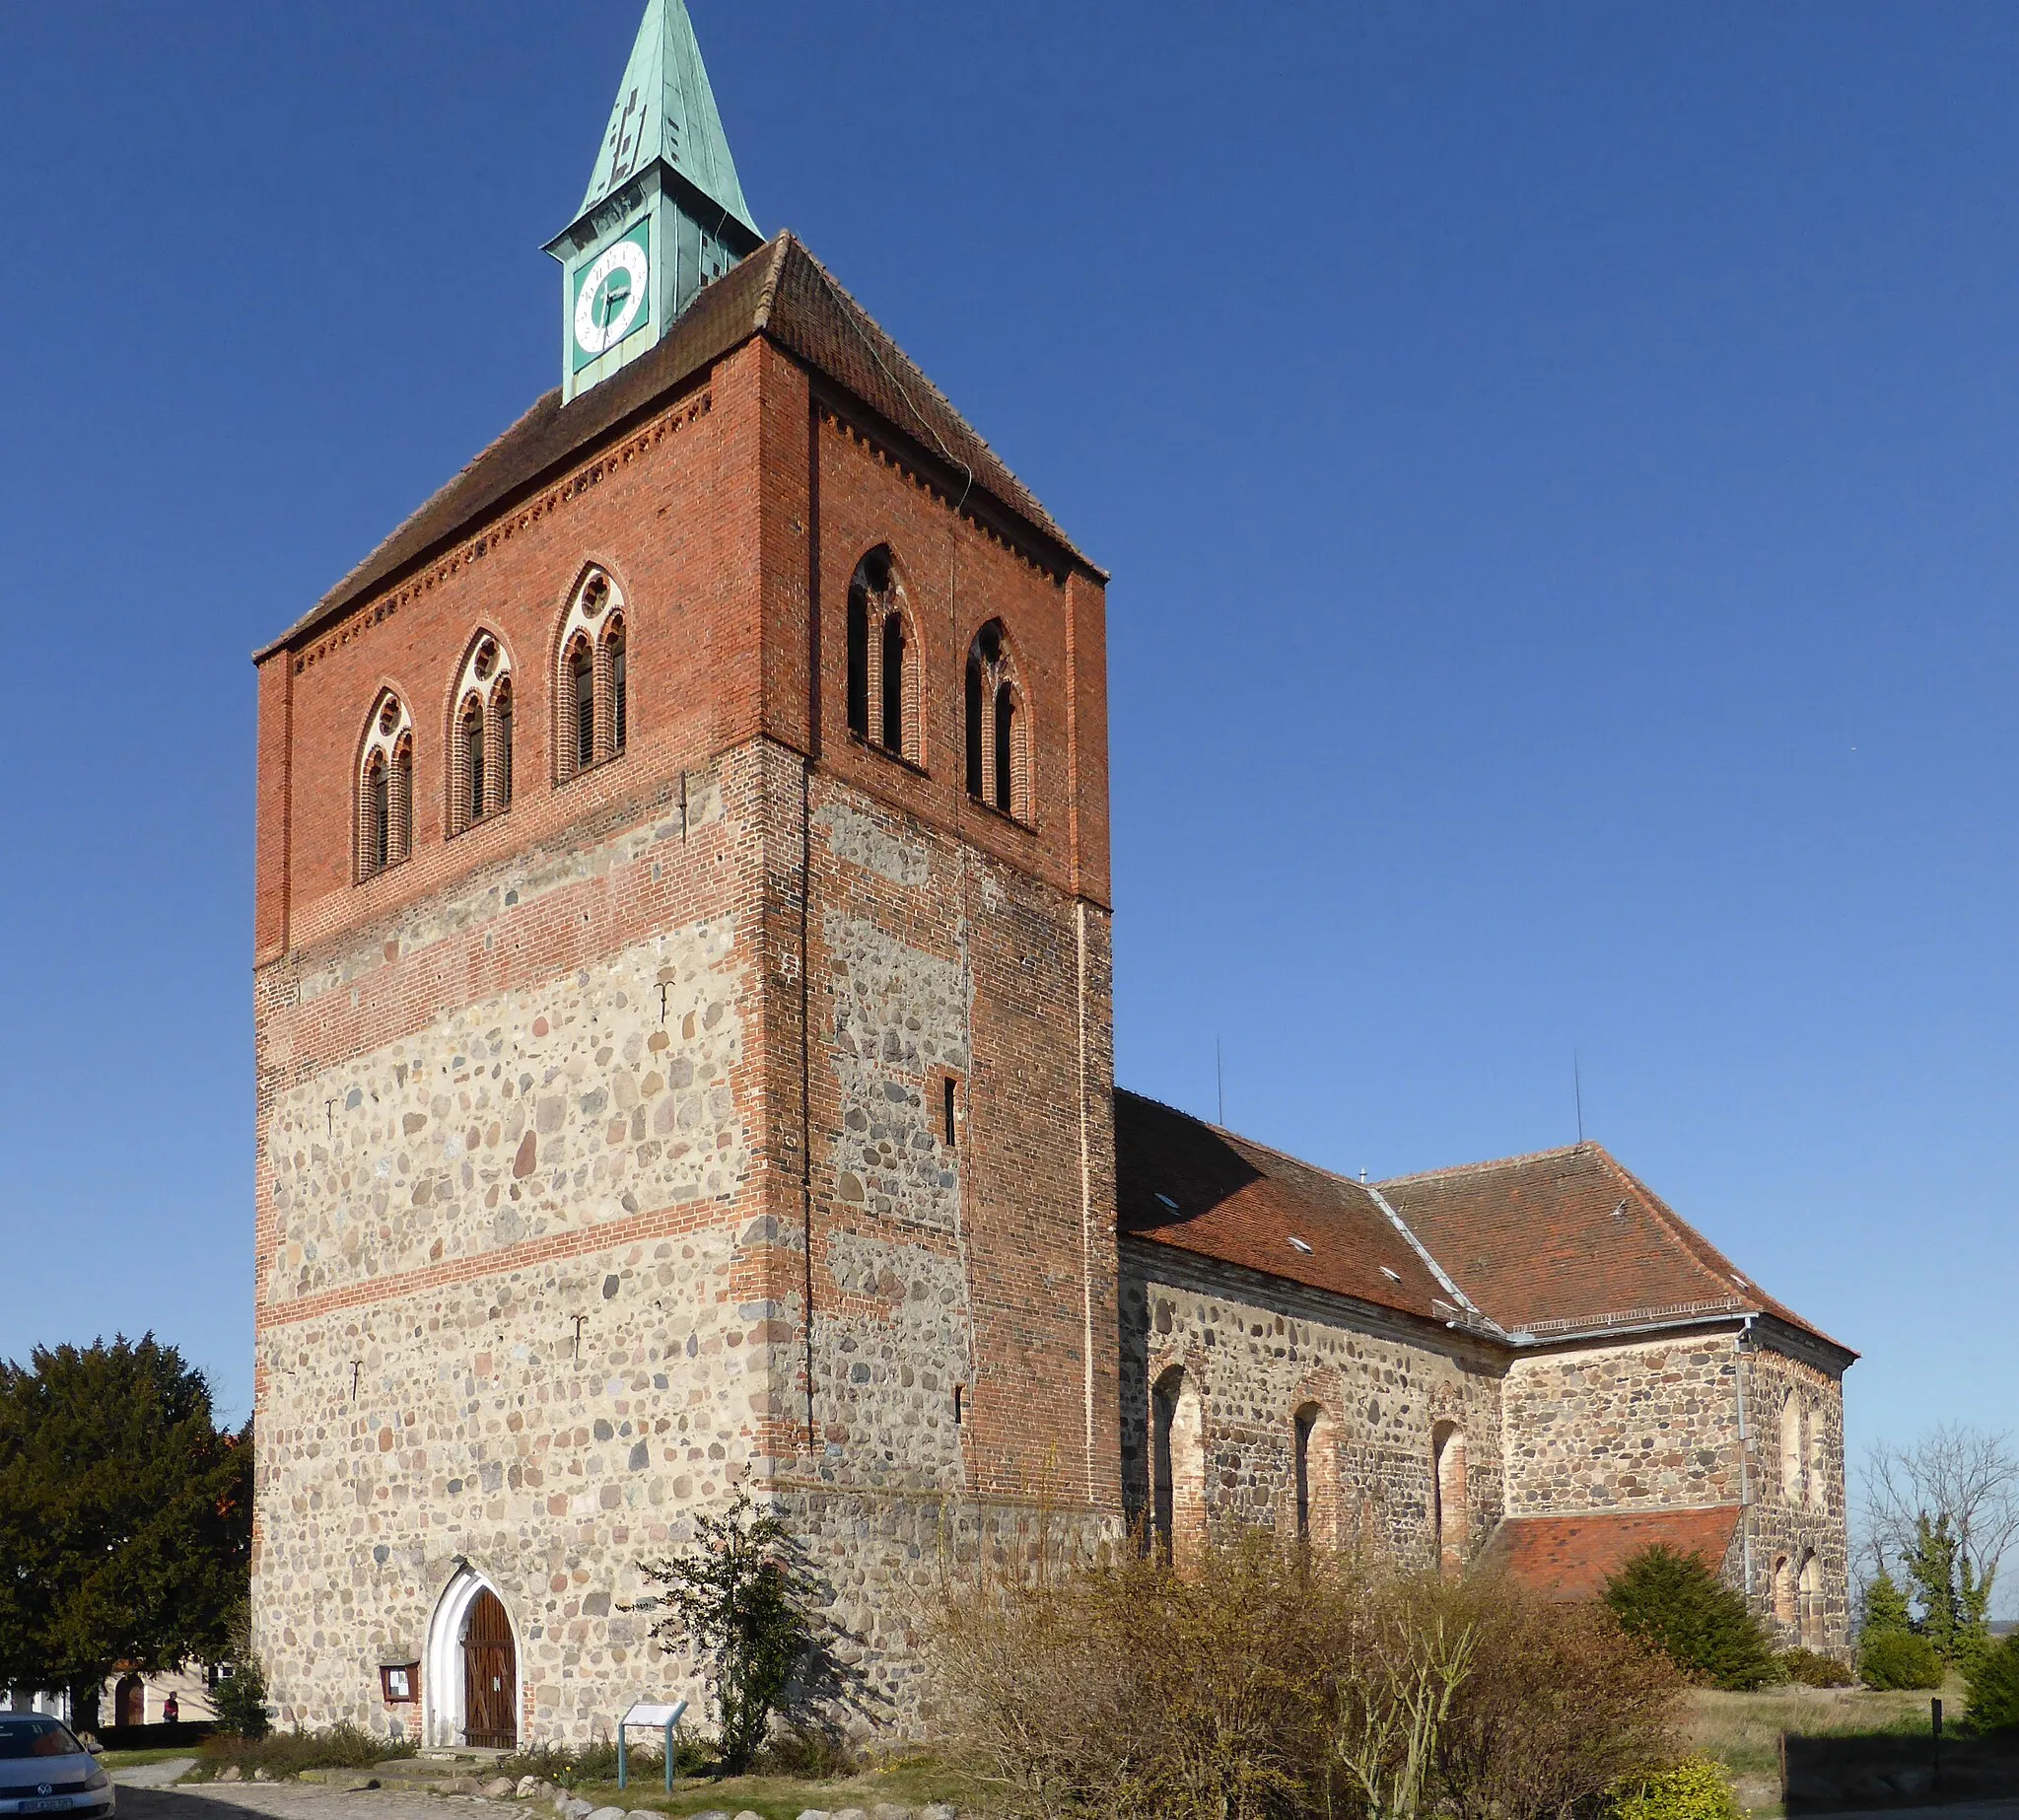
[546,0,762,401]
[580,0,757,237]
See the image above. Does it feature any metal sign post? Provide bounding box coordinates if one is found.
[616,1701,688,1793]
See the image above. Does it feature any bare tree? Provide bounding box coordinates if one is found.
[1859,1425,2019,1602]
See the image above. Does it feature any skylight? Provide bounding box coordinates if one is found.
[1288,1235,1313,1255]
[1380,1266,1402,1282]
[1154,1193,1179,1212]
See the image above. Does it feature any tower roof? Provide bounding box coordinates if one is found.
[262,234,1092,658]
[579,0,757,238]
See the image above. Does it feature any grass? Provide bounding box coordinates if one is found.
[1685,1677,1964,1782]
[512,1752,989,1820]
[100,1749,201,1770]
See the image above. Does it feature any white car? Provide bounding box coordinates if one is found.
[0,1718,112,1820]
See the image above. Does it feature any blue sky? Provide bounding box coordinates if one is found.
[0,3,2013,1560]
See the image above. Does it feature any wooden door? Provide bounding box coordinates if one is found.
[115,1676,145,1728]
[461,1590,517,1748]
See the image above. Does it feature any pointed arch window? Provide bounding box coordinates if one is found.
[357,692,413,881]
[964,620,1031,822]
[846,548,920,764]
[1779,1392,1805,1505]
[556,570,630,783]
[447,634,513,838]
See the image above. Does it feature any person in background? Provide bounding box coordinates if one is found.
[162,1693,178,1725]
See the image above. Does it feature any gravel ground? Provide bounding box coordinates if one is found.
[113,1783,498,1820]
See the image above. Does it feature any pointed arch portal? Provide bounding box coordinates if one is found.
[425,1566,520,1750]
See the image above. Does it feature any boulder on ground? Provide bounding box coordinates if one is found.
[482,1778,517,1797]
[584,1806,628,1820]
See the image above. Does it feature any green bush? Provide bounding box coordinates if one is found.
[1610,1756,1740,1820]
[1603,1547,1779,1691]
[1964,1631,2019,1732]
[209,1658,272,1741]
[1779,1647,1853,1688]
[1858,1628,1943,1691]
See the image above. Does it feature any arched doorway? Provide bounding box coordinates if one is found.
[113,1676,145,1728]
[1773,1554,1796,1625]
[425,1567,519,1750]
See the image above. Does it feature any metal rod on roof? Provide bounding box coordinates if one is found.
[1217,1037,1224,1127]
[1574,1051,1585,1145]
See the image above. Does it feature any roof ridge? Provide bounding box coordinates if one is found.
[750,231,793,331]
[1376,1140,1603,1189]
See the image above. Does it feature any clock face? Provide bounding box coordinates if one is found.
[573,222,651,370]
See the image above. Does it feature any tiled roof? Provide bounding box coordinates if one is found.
[259,233,1088,660]
[1115,1095,1847,1360]
[1115,1090,1455,1323]
[1483,1505,1742,1601]
[1376,1143,1848,1354]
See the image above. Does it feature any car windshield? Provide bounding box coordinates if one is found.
[0,1720,82,1760]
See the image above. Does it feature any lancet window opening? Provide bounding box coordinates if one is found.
[1779,1392,1805,1504]
[555,569,629,784]
[964,619,1030,822]
[845,548,920,764]
[357,692,414,881]
[448,634,514,837]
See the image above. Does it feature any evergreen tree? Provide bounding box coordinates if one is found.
[1603,1545,1779,1691]
[0,1337,251,1731]
[1905,1513,1993,1670]
[1859,1562,1912,1638]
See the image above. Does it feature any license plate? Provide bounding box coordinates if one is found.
[21,1800,72,1812]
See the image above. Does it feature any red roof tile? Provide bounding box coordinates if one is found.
[1116,1091,1454,1323]
[1484,1505,1742,1601]
[1376,1143,1848,1354]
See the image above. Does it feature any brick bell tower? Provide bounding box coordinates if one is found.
[249,0,1118,1744]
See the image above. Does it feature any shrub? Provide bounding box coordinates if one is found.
[1610,1755,1740,1820]
[642,1491,814,1775]
[930,1533,1684,1820]
[1860,1565,1912,1638]
[1964,1630,2019,1732]
[1779,1647,1854,1688]
[1432,1575,1683,1820]
[1858,1628,1943,1691]
[210,1658,272,1741]
[1603,1546,1779,1691]
[194,1722,414,1780]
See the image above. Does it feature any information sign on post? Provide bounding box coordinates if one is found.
[616,1700,688,1792]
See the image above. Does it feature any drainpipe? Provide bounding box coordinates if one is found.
[1735,1316,1757,1601]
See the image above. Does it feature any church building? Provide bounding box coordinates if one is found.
[248,0,1853,1746]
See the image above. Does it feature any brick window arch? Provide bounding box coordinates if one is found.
[1773,1553,1796,1624]
[357,690,413,881]
[1432,1419,1469,1574]
[964,619,1031,822]
[448,632,514,837]
[846,547,921,764]
[1797,1551,1824,1646]
[1293,1401,1342,1550]
[1151,1365,1206,1572]
[555,568,629,784]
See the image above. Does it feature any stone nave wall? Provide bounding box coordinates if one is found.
[1119,1242,1505,1566]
